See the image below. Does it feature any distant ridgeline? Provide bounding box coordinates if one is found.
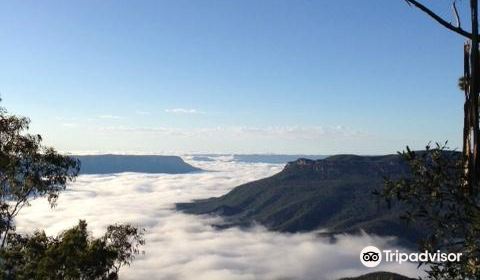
[231,154,327,164]
[190,154,327,164]
[177,153,441,246]
[75,155,201,174]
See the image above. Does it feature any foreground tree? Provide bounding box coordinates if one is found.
[378,2,480,278]
[0,102,144,279]
[0,221,144,279]
[380,145,480,279]
[0,104,80,246]
[404,0,480,191]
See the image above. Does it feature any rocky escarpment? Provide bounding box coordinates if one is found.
[177,154,424,246]
[283,154,409,179]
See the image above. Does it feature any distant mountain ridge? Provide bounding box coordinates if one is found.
[189,154,327,164]
[177,153,428,246]
[76,155,201,174]
[231,154,327,164]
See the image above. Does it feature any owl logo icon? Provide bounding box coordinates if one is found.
[360,246,382,267]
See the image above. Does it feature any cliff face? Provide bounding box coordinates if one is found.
[283,155,409,179]
[177,154,422,246]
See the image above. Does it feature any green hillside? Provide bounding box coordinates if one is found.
[177,154,426,246]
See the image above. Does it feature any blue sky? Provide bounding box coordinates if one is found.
[0,0,467,154]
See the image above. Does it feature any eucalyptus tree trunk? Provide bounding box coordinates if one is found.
[463,43,471,190]
[470,0,480,191]
[405,0,480,193]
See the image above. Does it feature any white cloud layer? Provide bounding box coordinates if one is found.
[98,114,123,120]
[135,111,151,115]
[93,125,365,140]
[15,158,423,280]
[165,108,202,114]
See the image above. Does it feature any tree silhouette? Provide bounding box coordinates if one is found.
[1,220,144,279]
[375,2,480,278]
[0,101,80,247]
[404,0,480,192]
[0,102,145,279]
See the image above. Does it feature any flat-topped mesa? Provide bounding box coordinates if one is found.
[75,155,201,174]
[283,154,409,179]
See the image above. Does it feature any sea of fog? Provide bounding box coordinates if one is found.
[15,156,423,280]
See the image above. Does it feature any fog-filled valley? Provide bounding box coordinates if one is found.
[14,156,422,280]
[2,0,476,278]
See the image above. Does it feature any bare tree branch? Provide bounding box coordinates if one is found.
[452,0,462,28]
[405,0,472,39]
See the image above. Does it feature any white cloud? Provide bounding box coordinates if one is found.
[81,124,372,154]
[93,125,366,140]
[14,159,422,280]
[95,126,193,137]
[231,125,364,139]
[165,108,202,114]
[136,111,151,116]
[55,116,78,121]
[98,114,123,120]
[61,122,77,127]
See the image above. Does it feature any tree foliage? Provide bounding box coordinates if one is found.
[0,102,145,279]
[0,103,80,246]
[379,144,480,279]
[392,2,480,277]
[0,220,144,280]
